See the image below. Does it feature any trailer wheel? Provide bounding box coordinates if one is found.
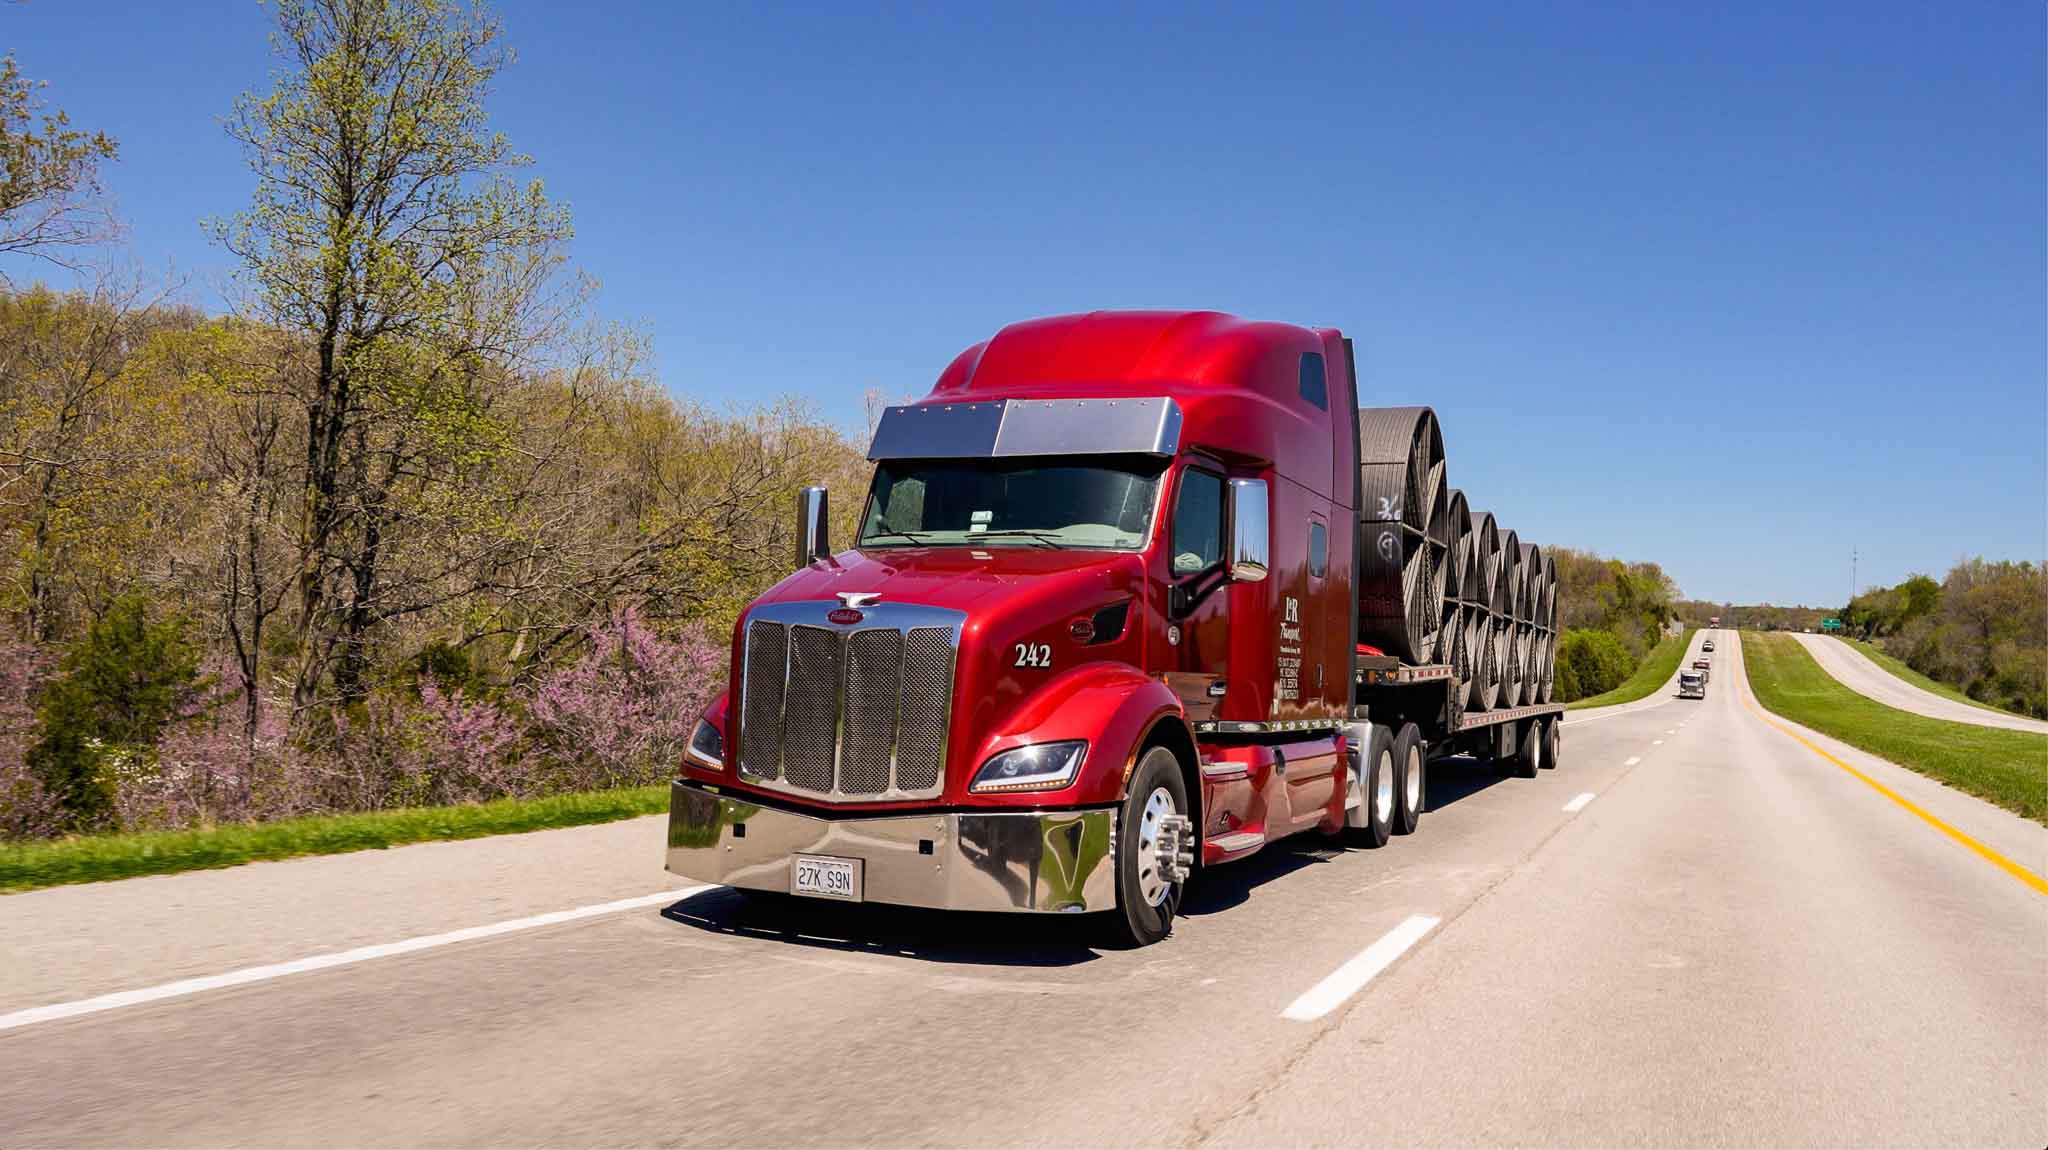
[1513,719,1541,778]
[1345,724,1393,847]
[1540,716,1561,769]
[1107,745,1190,948]
[1391,723,1424,835]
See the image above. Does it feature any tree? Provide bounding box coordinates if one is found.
[0,280,196,642]
[0,53,119,274]
[26,594,208,830]
[213,0,574,713]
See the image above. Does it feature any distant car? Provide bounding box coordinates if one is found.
[1702,639,1715,652]
[1678,670,1707,699]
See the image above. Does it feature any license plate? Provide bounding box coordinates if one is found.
[792,854,862,902]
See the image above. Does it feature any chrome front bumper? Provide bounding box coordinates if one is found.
[664,782,1118,913]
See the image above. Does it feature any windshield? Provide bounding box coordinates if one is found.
[859,457,1164,551]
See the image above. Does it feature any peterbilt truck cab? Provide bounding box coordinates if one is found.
[666,311,1366,945]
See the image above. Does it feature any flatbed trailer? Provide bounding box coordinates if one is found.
[1354,655,1563,740]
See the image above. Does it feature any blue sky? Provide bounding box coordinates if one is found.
[5,2,2042,606]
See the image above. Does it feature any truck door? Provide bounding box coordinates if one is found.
[1162,463,1231,720]
[1275,499,1341,831]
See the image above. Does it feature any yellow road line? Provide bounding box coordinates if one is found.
[1736,683,2048,898]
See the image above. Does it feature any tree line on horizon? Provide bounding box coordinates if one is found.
[0,2,868,838]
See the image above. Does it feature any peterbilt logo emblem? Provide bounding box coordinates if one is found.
[827,608,865,625]
[836,592,881,608]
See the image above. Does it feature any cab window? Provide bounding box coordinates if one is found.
[1299,352,1328,410]
[1308,521,1328,578]
[1171,468,1225,576]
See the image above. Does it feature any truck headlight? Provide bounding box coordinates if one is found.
[687,718,725,767]
[970,740,1087,794]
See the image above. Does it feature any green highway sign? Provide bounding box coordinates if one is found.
[1820,618,1843,632]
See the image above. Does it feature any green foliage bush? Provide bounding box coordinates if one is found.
[25,595,209,830]
[1549,547,1677,661]
[1844,560,2046,718]
[1556,628,1634,702]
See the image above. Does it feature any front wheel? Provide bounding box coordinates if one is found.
[1107,745,1191,948]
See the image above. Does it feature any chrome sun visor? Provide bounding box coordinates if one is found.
[867,397,1182,461]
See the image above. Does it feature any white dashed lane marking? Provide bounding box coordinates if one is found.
[1282,915,1441,1022]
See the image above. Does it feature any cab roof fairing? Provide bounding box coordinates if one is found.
[910,311,1349,500]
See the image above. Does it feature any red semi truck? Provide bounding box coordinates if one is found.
[666,311,1564,945]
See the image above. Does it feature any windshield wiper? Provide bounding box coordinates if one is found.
[970,528,1065,549]
[861,529,935,546]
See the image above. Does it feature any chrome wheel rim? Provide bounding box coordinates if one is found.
[1136,786,1177,907]
[1404,746,1422,812]
[1374,749,1395,825]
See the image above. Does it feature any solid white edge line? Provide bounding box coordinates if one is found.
[1281,914,1440,1022]
[1624,756,1642,765]
[0,885,715,1033]
[1563,792,1597,813]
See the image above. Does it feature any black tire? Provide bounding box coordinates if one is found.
[1107,745,1190,948]
[1391,723,1425,835]
[1346,723,1394,848]
[1512,719,1541,778]
[1542,716,1561,769]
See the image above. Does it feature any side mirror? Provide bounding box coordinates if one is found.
[796,486,830,568]
[1228,478,1269,583]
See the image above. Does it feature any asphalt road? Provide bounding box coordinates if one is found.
[1790,631,2048,734]
[3,630,2043,1147]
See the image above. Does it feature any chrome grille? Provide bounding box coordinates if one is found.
[736,603,963,801]
[898,628,953,791]
[738,620,787,781]
[840,629,901,795]
[784,626,842,793]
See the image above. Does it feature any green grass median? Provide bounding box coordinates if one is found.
[0,784,670,893]
[1743,632,2046,823]
[1567,627,1697,710]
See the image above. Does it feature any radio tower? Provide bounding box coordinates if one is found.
[1851,547,1858,601]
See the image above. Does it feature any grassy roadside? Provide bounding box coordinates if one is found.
[1840,637,2025,719]
[0,784,669,893]
[1743,632,2046,823]
[1566,627,1698,710]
